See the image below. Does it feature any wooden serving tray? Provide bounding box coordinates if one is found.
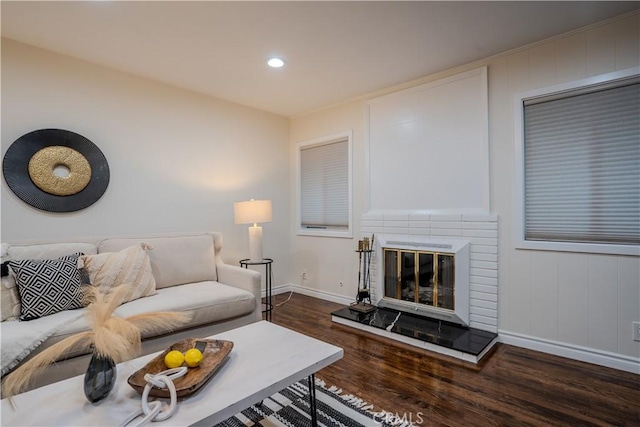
[127,338,233,398]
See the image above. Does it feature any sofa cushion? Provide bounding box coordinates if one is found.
[80,243,156,304]
[9,254,85,321]
[7,243,98,261]
[114,281,256,329]
[31,280,256,360]
[98,234,216,289]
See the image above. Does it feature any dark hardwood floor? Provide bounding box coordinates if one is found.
[268,293,640,427]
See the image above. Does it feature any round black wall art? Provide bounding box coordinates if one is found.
[3,129,110,212]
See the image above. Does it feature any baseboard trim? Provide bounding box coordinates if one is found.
[268,283,354,306]
[261,284,290,298]
[499,330,640,375]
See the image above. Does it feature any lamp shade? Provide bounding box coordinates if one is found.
[234,199,272,224]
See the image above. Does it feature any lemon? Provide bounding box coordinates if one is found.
[164,350,185,368]
[184,348,203,368]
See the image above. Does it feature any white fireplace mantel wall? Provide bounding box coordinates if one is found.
[362,211,499,333]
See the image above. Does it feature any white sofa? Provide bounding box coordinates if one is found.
[1,232,261,391]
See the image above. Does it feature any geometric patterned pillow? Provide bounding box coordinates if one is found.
[9,253,84,321]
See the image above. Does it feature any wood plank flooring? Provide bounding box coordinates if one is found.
[268,293,640,427]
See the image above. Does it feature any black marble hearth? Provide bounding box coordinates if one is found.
[331,306,498,360]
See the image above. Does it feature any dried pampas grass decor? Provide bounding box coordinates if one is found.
[2,285,191,399]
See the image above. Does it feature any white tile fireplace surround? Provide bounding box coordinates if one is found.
[362,212,499,333]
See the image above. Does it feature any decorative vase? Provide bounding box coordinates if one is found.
[83,352,117,403]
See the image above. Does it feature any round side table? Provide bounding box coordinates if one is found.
[239,258,273,321]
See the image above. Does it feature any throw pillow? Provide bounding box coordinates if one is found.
[79,243,156,304]
[1,278,20,321]
[1,261,20,321]
[9,253,85,321]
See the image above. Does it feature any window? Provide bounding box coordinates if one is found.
[515,68,640,255]
[296,131,352,238]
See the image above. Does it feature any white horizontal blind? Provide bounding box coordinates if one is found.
[524,80,640,245]
[300,139,348,229]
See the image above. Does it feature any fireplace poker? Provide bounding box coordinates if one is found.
[364,234,374,295]
[356,245,363,301]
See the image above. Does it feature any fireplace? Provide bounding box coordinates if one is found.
[332,214,498,363]
[374,235,470,326]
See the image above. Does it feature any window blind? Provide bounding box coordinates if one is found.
[523,80,640,245]
[300,139,348,228]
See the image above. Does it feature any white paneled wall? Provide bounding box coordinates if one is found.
[493,13,640,371]
[367,68,489,213]
[499,250,639,371]
[362,212,499,332]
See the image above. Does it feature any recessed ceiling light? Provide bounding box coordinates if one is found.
[267,57,285,68]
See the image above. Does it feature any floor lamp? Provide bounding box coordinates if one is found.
[234,199,272,262]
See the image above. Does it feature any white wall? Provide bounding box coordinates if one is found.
[289,102,367,300]
[490,14,639,371]
[368,67,489,212]
[1,39,292,287]
[290,13,639,370]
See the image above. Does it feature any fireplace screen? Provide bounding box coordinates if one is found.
[384,249,455,310]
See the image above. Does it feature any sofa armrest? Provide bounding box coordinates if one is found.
[216,263,261,321]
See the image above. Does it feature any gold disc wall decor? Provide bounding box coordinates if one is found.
[2,129,110,212]
[28,146,92,196]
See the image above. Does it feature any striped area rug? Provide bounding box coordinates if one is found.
[214,378,414,427]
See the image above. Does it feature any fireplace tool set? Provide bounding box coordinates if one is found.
[350,234,377,313]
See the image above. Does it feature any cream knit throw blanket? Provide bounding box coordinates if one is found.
[1,311,84,376]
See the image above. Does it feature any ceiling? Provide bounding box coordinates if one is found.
[2,1,638,117]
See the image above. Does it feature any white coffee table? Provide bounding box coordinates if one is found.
[1,321,343,426]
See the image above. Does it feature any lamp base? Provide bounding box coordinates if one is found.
[248,225,263,262]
